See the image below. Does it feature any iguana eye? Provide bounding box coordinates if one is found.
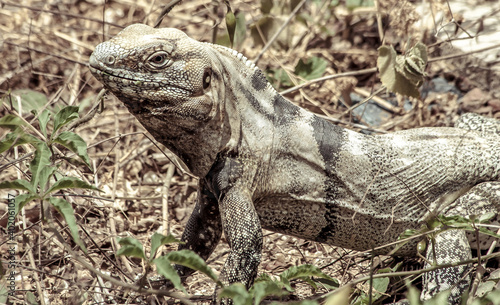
[203,68,212,89]
[147,51,171,68]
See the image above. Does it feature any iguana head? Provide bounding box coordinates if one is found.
[89,23,218,122]
[89,24,233,177]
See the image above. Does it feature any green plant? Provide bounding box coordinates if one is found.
[0,100,98,251]
[377,42,428,98]
[219,264,338,305]
[116,232,341,304]
[116,232,220,293]
[267,56,328,88]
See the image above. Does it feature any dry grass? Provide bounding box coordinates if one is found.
[1,0,499,304]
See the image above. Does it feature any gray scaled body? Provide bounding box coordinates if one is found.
[89,24,500,304]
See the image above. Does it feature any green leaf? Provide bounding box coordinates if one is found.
[406,284,422,305]
[251,280,287,305]
[0,114,26,130]
[37,109,51,139]
[219,283,251,305]
[0,179,35,193]
[38,166,57,193]
[477,227,500,239]
[371,277,389,301]
[250,15,281,47]
[279,264,336,292]
[475,281,495,298]
[53,131,91,169]
[294,57,328,81]
[116,237,146,260]
[260,0,273,14]
[26,291,39,305]
[4,89,49,114]
[489,268,500,280]
[0,282,7,304]
[14,193,39,216]
[269,68,293,87]
[166,249,219,284]
[377,43,427,99]
[485,290,500,305]
[477,212,496,223]
[346,0,374,10]
[152,256,186,293]
[315,277,340,290]
[45,177,100,196]
[395,45,427,85]
[254,272,275,283]
[225,4,236,47]
[49,197,87,252]
[234,12,247,49]
[284,301,320,305]
[30,142,51,190]
[150,233,182,262]
[0,131,41,154]
[53,106,80,134]
[56,178,89,194]
[325,285,349,305]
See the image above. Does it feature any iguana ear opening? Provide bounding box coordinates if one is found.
[203,68,212,89]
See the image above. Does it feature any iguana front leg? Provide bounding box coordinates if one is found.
[176,180,223,278]
[218,187,263,287]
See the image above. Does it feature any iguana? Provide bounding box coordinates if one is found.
[89,24,500,304]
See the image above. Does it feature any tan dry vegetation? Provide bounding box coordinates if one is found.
[1,0,500,304]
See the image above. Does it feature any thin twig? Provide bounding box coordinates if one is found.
[0,1,124,29]
[3,41,88,66]
[162,164,176,237]
[428,41,500,63]
[373,0,384,43]
[154,0,184,28]
[467,228,500,304]
[280,68,378,95]
[253,0,308,64]
[110,104,134,275]
[342,86,387,116]
[315,114,388,134]
[26,230,47,305]
[66,88,107,131]
[319,251,500,302]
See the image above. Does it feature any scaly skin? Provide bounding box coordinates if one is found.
[89,24,500,303]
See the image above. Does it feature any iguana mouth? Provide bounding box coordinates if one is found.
[88,64,192,95]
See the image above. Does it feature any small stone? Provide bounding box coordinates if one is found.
[488,99,500,111]
[462,88,488,104]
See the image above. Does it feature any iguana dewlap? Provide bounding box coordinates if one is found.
[89,24,500,304]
